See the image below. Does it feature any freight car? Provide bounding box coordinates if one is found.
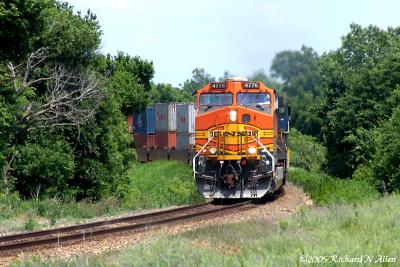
[134,103,195,163]
[193,78,290,199]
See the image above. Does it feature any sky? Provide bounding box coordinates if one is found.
[67,0,400,86]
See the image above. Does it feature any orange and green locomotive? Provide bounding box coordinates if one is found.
[193,78,290,198]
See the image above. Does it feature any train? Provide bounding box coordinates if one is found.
[134,78,290,199]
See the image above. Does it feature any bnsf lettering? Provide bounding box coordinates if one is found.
[214,131,254,137]
[243,82,260,89]
[210,83,226,89]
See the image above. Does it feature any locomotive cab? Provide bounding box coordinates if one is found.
[193,78,289,199]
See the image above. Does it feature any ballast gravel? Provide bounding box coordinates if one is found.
[0,184,312,266]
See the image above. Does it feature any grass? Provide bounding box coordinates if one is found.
[14,192,400,266]
[0,161,202,233]
[288,128,380,205]
[289,167,380,205]
[9,165,393,266]
[119,160,203,209]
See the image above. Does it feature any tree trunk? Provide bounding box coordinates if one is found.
[1,152,14,189]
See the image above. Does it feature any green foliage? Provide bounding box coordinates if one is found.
[289,168,379,205]
[24,216,39,231]
[182,68,215,94]
[118,161,203,209]
[95,52,155,115]
[318,24,400,178]
[107,52,154,90]
[40,3,101,67]
[13,136,75,199]
[0,0,101,66]
[150,83,193,104]
[0,191,20,219]
[353,107,400,193]
[289,128,326,171]
[71,95,135,200]
[0,1,153,201]
[247,69,280,89]
[109,70,148,114]
[271,46,322,136]
[0,0,54,61]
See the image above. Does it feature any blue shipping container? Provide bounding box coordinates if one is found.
[134,107,155,134]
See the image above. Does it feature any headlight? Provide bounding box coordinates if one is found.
[209,147,217,154]
[248,147,257,154]
[229,110,237,122]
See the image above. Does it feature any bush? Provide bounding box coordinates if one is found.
[12,140,75,199]
[353,107,400,194]
[72,96,135,201]
[24,217,39,231]
[290,128,326,171]
[119,161,203,209]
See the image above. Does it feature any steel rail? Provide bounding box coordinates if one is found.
[0,200,253,255]
[0,202,211,244]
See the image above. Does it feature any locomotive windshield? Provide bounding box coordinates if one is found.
[200,93,233,106]
[237,93,271,113]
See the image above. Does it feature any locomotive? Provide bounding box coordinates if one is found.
[193,78,290,199]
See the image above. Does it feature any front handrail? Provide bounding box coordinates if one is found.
[192,130,219,176]
[250,134,275,174]
[193,129,275,176]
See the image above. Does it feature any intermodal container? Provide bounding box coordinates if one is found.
[127,114,134,133]
[176,103,195,133]
[134,107,155,134]
[155,103,177,132]
[176,133,194,150]
[155,131,176,149]
[134,134,155,148]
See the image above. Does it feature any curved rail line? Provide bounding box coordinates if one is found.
[0,200,254,256]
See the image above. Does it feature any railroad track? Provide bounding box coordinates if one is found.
[0,200,254,256]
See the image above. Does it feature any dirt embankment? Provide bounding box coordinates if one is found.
[0,184,312,266]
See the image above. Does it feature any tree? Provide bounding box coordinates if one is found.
[353,105,400,194]
[318,24,400,178]
[6,48,102,129]
[0,1,144,200]
[0,0,54,61]
[270,46,322,136]
[150,83,192,104]
[1,48,102,190]
[95,52,155,115]
[182,68,215,93]
[0,1,101,67]
[39,3,101,67]
[70,93,135,200]
[247,69,280,90]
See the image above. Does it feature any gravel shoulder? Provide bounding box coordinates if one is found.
[0,183,312,266]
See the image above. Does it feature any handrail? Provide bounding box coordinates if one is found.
[192,130,218,176]
[251,133,275,173]
[193,129,275,176]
